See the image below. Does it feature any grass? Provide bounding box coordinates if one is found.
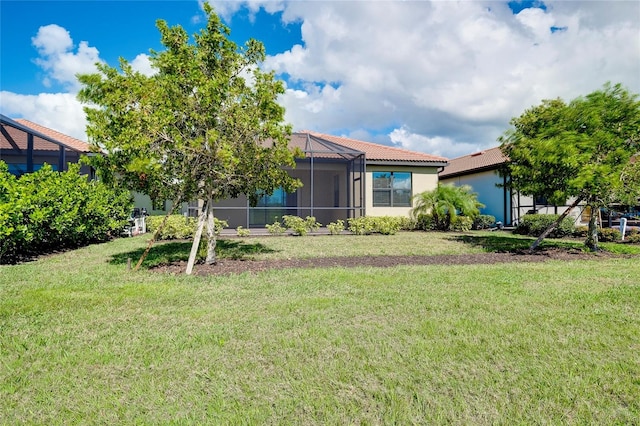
[1,232,639,424]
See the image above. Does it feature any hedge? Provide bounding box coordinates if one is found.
[0,162,132,263]
[513,214,575,238]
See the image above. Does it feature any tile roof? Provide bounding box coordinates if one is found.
[11,119,92,153]
[298,131,448,165]
[439,146,508,178]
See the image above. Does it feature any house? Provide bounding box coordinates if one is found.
[0,114,94,177]
[439,146,585,226]
[204,131,448,228]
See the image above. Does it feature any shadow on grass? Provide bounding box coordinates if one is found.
[450,233,584,253]
[109,239,276,268]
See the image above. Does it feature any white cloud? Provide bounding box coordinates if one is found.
[0,91,88,141]
[257,0,640,158]
[389,127,478,159]
[31,24,103,92]
[130,54,156,77]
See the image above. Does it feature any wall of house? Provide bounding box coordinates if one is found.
[440,169,510,224]
[510,193,585,226]
[365,165,439,217]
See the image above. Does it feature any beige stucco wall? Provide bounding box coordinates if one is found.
[365,165,440,217]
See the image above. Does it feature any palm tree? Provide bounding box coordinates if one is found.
[411,184,484,231]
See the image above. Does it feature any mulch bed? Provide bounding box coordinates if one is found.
[153,247,619,276]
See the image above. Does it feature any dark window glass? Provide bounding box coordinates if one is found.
[372,172,412,207]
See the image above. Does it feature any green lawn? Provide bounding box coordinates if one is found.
[1,233,639,424]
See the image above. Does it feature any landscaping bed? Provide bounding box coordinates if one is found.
[155,246,616,276]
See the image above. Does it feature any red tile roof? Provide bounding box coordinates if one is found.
[297,131,448,165]
[12,119,91,153]
[439,146,508,178]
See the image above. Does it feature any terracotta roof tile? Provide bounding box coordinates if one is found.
[300,131,448,164]
[11,119,91,153]
[439,146,508,178]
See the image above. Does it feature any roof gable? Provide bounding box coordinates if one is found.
[300,131,448,165]
[439,146,508,178]
[12,119,91,153]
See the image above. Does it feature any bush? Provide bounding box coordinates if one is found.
[452,216,473,232]
[0,162,132,263]
[347,216,406,235]
[514,214,575,238]
[598,228,621,242]
[415,214,434,231]
[282,215,321,236]
[146,215,228,240]
[236,226,250,237]
[625,230,640,244]
[327,220,345,235]
[266,221,286,235]
[348,217,375,235]
[573,226,589,238]
[473,214,496,230]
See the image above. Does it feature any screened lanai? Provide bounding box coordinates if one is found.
[212,132,366,228]
[0,114,93,177]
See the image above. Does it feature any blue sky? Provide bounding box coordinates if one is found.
[1,0,639,159]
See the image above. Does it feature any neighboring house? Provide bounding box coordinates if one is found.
[0,114,94,177]
[203,131,448,228]
[439,146,585,226]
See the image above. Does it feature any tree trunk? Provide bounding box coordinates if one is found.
[186,201,208,275]
[528,195,584,253]
[205,197,217,265]
[134,194,182,271]
[585,204,600,251]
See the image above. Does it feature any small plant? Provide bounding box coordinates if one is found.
[282,215,322,236]
[598,227,621,242]
[266,221,286,235]
[370,217,402,235]
[348,217,375,235]
[327,220,345,235]
[416,214,434,231]
[452,216,473,232]
[146,215,228,240]
[573,225,589,238]
[473,214,496,230]
[305,216,322,233]
[236,226,250,237]
[625,231,640,244]
[514,214,575,238]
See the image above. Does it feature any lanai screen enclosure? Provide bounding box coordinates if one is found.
[212,133,366,228]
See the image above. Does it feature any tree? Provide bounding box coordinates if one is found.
[78,4,301,272]
[500,83,640,251]
[411,184,484,231]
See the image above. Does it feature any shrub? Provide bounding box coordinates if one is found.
[473,214,496,230]
[327,220,345,235]
[415,214,434,231]
[598,228,621,242]
[266,221,286,235]
[452,216,473,232]
[0,162,131,263]
[282,215,321,236]
[146,215,227,240]
[236,226,250,237]
[371,216,404,235]
[347,216,406,235]
[625,230,640,244]
[514,214,575,238]
[396,216,416,231]
[348,217,375,235]
[573,226,589,238]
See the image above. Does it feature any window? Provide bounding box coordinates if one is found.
[372,172,412,207]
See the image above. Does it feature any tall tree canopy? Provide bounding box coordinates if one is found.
[500,83,640,251]
[78,4,301,270]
